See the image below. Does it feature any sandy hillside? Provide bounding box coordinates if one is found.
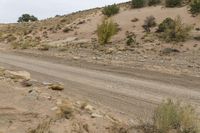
[0,3,199,76]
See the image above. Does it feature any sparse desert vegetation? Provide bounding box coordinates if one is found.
[132,0,145,8]
[97,19,118,45]
[102,4,120,17]
[0,2,200,132]
[143,16,157,32]
[157,16,192,42]
[135,100,200,133]
[148,0,161,6]
[190,0,200,14]
[165,0,183,7]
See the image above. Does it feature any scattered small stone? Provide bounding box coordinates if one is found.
[131,18,139,22]
[48,83,64,91]
[161,48,180,55]
[42,82,53,86]
[92,57,97,60]
[77,20,86,25]
[51,106,58,111]
[193,44,198,47]
[4,70,31,81]
[195,27,200,31]
[106,48,115,54]
[84,104,94,112]
[56,99,63,105]
[40,93,52,100]
[117,45,126,51]
[73,56,80,60]
[21,80,33,87]
[188,65,193,68]
[27,89,39,99]
[83,124,89,132]
[91,113,103,118]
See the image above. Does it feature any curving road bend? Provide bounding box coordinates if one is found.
[0,51,199,119]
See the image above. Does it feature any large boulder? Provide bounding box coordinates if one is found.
[4,70,31,81]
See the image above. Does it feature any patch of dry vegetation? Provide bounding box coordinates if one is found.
[102,4,120,17]
[157,16,192,42]
[136,99,200,133]
[28,119,52,133]
[97,19,118,45]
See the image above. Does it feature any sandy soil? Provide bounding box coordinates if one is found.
[0,65,127,133]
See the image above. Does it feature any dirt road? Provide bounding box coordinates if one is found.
[0,51,199,120]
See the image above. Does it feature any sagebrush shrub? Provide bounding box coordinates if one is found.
[132,0,146,8]
[157,17,192,42]
[190,0,200,14]
[154,100,180,133]
[126,34,136,46]
[165,0,182,7]
[148,0,161,6]
[157,17,175,32]
[102,4,120,17]
[97,19,118,45]
[154,99,200,133]
[143,16,156,32]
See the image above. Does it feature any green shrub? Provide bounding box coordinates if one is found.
[97,19,118,45]
[154,99,200,133]
[165,0,182,7]
[190,0,200,14]
[126,35,136,46]
[142,16,156,32]
[157,17,175,32]
[132,0,146,8]
[102,4,120,17]
[157,17,192,42]
[148,0,161,6]
[18,14,38,23]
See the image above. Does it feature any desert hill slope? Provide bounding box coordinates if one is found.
[0,2,200,76]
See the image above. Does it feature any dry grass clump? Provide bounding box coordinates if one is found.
[154,99,200,133]
[137,99,200,133]
[57,99,74,119]
[143,16,157,32]
[28,119,52,133]
[11,36,40,49]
